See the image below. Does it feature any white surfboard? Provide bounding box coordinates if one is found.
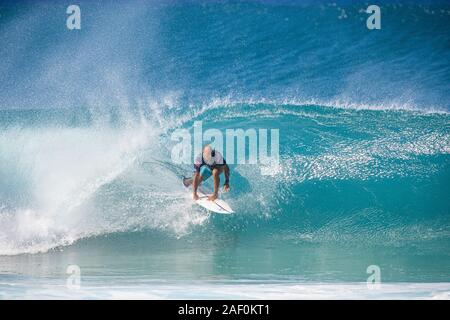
[183,177,234,214]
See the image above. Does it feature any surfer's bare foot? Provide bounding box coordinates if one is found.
[193,193,199,200]
[208,194,218,201]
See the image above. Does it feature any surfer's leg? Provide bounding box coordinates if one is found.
[208,167,223,201]
[212,169,220,195]
[192,172,203,200]
[199,166,212,181]
[191,166,210,186]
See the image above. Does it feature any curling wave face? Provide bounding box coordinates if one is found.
[0,102,449,255]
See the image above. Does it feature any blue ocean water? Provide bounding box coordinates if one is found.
[0,1,449,298]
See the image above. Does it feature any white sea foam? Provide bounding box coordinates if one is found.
[0,121,207,255]
[1,280,449,300]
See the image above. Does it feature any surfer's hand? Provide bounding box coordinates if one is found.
[208,194,218,201]
[223,183,230,193]
[193,193,199,200]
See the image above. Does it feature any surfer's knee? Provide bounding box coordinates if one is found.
[212,168,219,177]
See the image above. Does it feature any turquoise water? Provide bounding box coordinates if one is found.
[0,1,449,298]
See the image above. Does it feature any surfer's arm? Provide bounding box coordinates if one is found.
[192,153,204,200]
[214,152,229,188]
[223,164,230,191]
[194,153,203,172]
[192,171,201,200]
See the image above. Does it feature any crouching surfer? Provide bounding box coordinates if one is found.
[183,144,230,201]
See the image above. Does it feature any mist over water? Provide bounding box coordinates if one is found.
[0,1,449,293]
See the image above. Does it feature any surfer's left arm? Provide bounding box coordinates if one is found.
[223,164,230,192]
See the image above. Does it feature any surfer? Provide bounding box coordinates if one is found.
[184,145,230,201]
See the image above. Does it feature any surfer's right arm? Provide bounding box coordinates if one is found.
[192,154,203,200]
[223,164,230,192]
[192,172,201,200]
